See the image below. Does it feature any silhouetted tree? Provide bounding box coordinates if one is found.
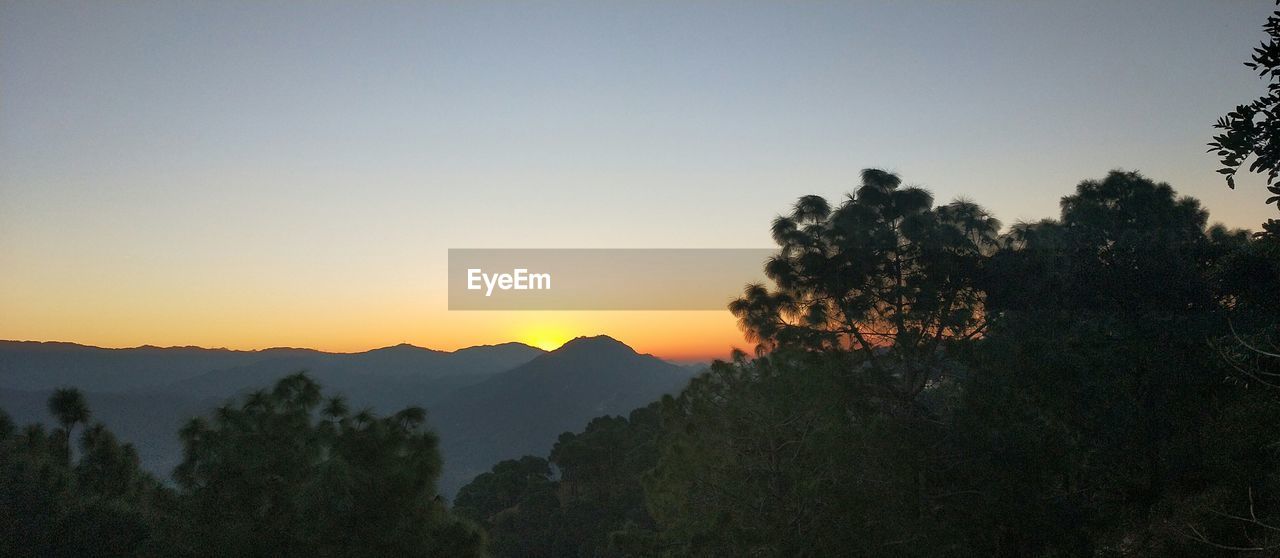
[455,404,663,558]
[641,169,1280,557]
[455,456,566,558]
[167,372,482,558]
[730,169,998,405]
[549,405,661,557]
[644,351,866,556]
[47,387,89,460]
[642,172,1004,556]
[1210,1,1280,236]
[0,392,160,557]
[967,171,1255,555]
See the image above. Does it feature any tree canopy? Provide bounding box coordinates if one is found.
[730,169,999,404]
[1210,2,1280,236]
[0,373,483,558]
[168,372,483,558]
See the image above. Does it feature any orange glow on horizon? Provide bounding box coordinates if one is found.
[0,307,748,363]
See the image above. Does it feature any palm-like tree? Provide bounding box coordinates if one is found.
[48,387,90,460]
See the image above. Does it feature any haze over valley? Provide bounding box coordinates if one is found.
[0,336,694,495]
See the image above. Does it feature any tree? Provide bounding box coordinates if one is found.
[1203,5,1280,527]
[1209,2,1280,237]
[1172,222,1280,554]
[646,169,1275,556]
[643,348,979,557]
[968,171,1250,555]
[454,456,567,558]
[0,393,160,557]
[730,169,998,405]
[548,405,662,557]
[47,387,90,460]
[635,171,1004,556]
[454,404,664,558]
[168,372,483,558]
[644,351,855,557]
[454,455,557,525]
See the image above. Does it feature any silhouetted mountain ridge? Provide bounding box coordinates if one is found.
[0,336,696,496]
[0,340,542,392]
[0,339,547,478]
[431,335,696,495]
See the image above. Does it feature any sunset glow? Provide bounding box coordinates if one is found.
[519,326,574,352]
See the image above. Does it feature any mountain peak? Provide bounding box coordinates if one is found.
[553,335,636,355]
[456,341,543,353]
[362,343,441,354]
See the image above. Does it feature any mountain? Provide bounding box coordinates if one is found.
[0,340,545,479]
[430,335,696,495]
[0,340,542,395]
[0,337,695,496]
[156,342,544,411]
[0,341,296,392]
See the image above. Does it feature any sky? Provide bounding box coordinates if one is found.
[2,1,1278,360]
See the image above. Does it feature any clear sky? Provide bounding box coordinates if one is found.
[2,1,1277,359]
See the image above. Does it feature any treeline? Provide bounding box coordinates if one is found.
[0,374,484,558]
[456,170,1280,557]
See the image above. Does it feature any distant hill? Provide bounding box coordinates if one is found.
[0,340,541,395]
[0,341,294,392]
[430,335,695,495]
[0,340,545,479]
[155,342,544,412]
[0,337,694,496]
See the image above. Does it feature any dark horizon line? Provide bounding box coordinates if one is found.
[0,334,719,362]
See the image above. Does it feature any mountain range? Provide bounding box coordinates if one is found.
[0,336,696,496]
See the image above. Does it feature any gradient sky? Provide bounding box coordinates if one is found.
[2,1,1278,360]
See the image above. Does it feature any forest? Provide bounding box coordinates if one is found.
[450,168,1280,557]
[6,5,1280,558]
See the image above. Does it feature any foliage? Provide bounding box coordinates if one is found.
[637,170,1280,557]
[945,171,1254,555]
[730,169,998,404]
[454,404,662,558]
[166,372,483,558]
[0,394,160,557]
[646,351,877,556]
[0,373,482,557]
[454,456,567,557]
[1210,1,1280,236]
